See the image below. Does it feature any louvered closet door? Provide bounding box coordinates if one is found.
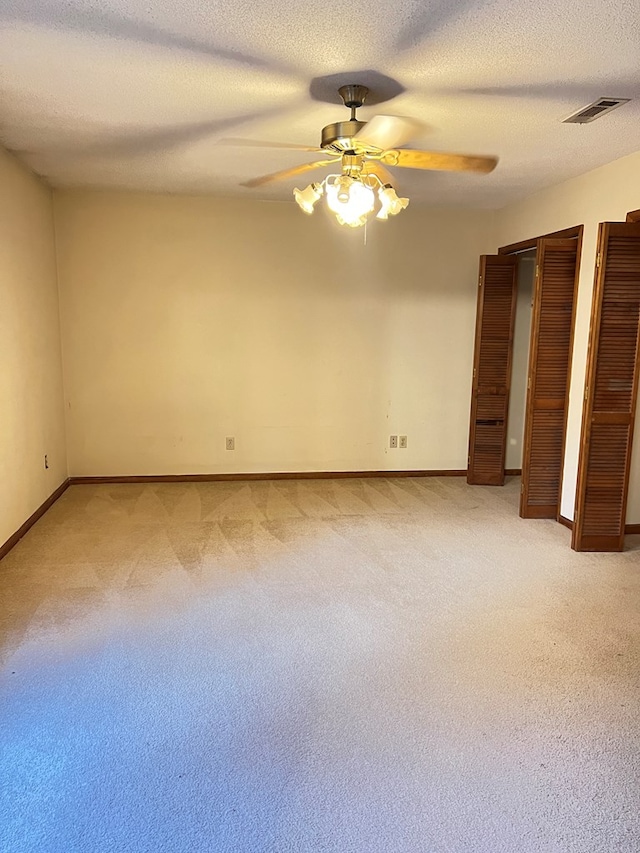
[520,238,579,518]
[573,222,640,551]
[467,255,518,485]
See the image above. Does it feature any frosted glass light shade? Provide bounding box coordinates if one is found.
[326,179,375,226]
[293,183,323,214]
[376,186,409,219]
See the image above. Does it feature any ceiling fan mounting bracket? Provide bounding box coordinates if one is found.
[338,84,369,110]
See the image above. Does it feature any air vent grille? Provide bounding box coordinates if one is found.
[563,98,630,124]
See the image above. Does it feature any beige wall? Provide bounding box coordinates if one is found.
[54,191,494,476]
[495,149,640,523]
[4,143,639,542]
[0,148,67,547]
[5,144,639,533]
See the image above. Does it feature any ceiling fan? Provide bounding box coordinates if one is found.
[220,84,498,227]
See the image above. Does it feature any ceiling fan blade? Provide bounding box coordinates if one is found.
[355,115,425,151]
[217,138,325,152]
[362,161,395,185]
[242,159,337,188]
[382,149,498,174]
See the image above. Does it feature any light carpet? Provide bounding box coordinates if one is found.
[1,476,639,852]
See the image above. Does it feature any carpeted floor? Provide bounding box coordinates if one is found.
[1,476,639,852]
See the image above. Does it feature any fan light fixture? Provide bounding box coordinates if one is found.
[294,167,409,228]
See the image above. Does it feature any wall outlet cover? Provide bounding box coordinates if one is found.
[389,435,398,449]
[226,437,235,451]
[399,435,408,449]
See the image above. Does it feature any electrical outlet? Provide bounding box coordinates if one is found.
[389,435,398,449]
[44,454,49,469]
[399,435,408,449]
[225,437,235,451]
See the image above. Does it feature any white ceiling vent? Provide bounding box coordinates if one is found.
[563,97,630,124]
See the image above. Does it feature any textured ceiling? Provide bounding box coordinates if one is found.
[2,0,640,207]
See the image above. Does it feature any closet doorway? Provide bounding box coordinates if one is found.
[467,226,583,520]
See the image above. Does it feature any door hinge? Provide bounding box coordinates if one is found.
[473,368,477,379]
[527,376,531,390]
[468,455,471,465]
[584,384,589,400]
[596,252,601,268]
[479,276,483,287]
[535,264,540,279]
[521,483,525,494]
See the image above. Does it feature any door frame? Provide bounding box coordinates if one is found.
[498,225,583,256]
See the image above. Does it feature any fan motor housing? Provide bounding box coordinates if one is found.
[320,120,366,152]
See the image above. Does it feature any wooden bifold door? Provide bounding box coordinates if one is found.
[520,238,580,517]
[572,222,640,551]
[468,238,580,516]
[467,255,517,486]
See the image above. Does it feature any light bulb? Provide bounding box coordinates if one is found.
[334,175,353,203]
[293,183,323,214]
[376,185,409,220]
[326,178,375,226]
